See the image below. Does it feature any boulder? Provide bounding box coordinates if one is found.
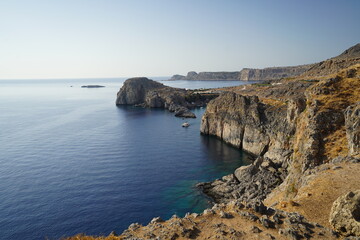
[329,190,360,236]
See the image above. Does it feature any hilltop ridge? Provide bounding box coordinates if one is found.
[170,43,360,81]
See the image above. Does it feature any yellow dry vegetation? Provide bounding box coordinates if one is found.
[309,64,360,158]
[259,98,286,108]
[267,163,360,228]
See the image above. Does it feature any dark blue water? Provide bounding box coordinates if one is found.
[0,78,252,240]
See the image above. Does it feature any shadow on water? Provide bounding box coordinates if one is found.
[161,134,253,218]
[200,134,253,173]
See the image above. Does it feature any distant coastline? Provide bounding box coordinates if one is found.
[169,64,313,81]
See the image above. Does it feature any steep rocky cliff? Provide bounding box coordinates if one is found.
[69,47,360,240]
[238,65,313,81]
[116,77,218,118]
[170,66,312,81]
[199,65,360,220]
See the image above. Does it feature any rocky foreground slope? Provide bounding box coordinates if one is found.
[116,77,218,118]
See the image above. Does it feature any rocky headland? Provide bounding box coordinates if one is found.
[69,44,360,239]
[116,77,218,118]
[170,65,313,81]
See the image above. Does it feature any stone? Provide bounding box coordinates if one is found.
[238,211,259,222]
[279,228,302,240]
[219,211,232,219]
[150,217,164,224]
[329,190,360,236]
[260,215,275,228]
[251,226,262,233]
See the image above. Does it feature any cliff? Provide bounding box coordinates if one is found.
[170,66,312,81]
[116,77,218,118]
[69,46,360,240]
[198,64,360,235]
[238,65,313,81]
[170,71,240,81]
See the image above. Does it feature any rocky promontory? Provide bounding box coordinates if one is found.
[170,71,240,81]
[198,63,360,237]
[116,77,218,118]
[69,44,360,240]
[170,65,313,81]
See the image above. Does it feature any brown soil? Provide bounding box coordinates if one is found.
[265,162,360,228]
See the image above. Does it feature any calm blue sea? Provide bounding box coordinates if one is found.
[0,78,253,240]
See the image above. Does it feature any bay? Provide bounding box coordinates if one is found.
[0,78,253,239]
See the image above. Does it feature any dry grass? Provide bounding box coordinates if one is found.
[267,163,360,228]
[260,98,286,108]
[323,126,349,160]
[308,64,360,159]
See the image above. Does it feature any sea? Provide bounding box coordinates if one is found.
[0,78,255,240]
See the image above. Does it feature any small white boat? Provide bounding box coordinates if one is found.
[182,122,190,127]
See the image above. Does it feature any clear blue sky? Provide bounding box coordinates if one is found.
[0,0,359,79]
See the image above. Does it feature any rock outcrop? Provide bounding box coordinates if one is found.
[198,157,286,205]
[116,77,218,118]
[238,65,313,81]
[345,103,360,156]
[199,64,360,232]
[116,77,165,105]
[329,190,360,237]
[200,92,296,160]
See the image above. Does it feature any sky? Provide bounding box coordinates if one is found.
[0,0,359,79]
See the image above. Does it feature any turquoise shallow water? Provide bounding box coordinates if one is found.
[0,78,253,239]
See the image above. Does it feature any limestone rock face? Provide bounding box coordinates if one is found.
[238,65,313,81]
[329,190,360,236]
[345,103,360,155]
[170,65,313,81]
[200,92,295,159]
[116,77,165,105]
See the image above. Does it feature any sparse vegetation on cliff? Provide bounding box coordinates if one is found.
[69,44,360,239]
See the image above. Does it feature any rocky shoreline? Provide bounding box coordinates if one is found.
[116,77,218,118]
[68,44,360,239]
